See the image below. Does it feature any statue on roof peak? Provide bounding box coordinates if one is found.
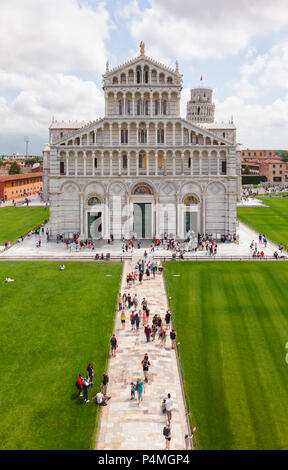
[140,41,145,55]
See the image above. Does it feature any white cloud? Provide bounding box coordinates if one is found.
[0,71,105,135]
[0,0,111,74]
[215,95,288,148]
[129,0,288,60]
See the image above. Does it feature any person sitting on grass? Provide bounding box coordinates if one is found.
[92,391,111,406]
[60,264,65,271]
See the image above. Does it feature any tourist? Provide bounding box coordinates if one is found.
[185,428,196,450]
[118,293,123,311]
[86,363,94,386]
[130,311,136,331]
[136,378,145,406]
[146,266,150,280]
[121,310,126,328]
[170,329,176,350]
[163,423,171,450]
[133,294,139,308]
[82,376,90,403]
[144,324,151,342]
[165,310,171,329]
[146,306,150,323]
[60,264,65,271]
[101,372,109,395]
[110,334,117,357]
[141,355,151,383]
[5,277,15,283]
[93,391,111,406]
[164,393,173,423]
[75,373,83,397]
[135,312,140,330]
[130,381,136,400]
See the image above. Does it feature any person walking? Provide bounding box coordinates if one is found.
[86,363,94,386]
[165,310,171,329]
[130,311,136,331]
[141,355,151,383]
[165,393,173,423]
[163,423,171,450]
[170,329,176,350]
[110,334,117,357]
[144,324,151,342]
[121,310,126,328]
[136,378,145,406]
[101,372,109,395]
[135,312,140,330]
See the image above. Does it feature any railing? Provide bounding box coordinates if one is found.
[153,254,287,262]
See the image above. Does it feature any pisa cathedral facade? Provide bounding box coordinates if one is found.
[43,45,241,240]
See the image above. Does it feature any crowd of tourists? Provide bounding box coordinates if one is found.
[73,254,195,449]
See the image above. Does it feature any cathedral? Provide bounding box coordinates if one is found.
[43,43,241,240]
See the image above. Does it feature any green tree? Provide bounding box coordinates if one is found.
[8,162,21,174]
[275,150,288,161]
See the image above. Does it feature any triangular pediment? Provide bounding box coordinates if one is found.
[104,54,181,80]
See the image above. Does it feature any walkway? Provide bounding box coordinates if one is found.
[95,256,190,450]
[0,221,282,259]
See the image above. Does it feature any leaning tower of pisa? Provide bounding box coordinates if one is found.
[186,87,215,123]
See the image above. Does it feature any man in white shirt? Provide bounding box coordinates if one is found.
[93,391,111,406]
[165,393,173,423]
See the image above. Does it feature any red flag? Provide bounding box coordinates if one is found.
[200,75,203,81]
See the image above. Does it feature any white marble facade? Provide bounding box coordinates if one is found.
[43,45,241,240]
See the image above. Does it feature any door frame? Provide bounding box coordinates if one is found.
[130,195,154,239]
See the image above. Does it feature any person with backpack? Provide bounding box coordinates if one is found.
[75,374,83,397]
[110,334,117,357]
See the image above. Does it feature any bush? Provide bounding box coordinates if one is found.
[242,175,267,185]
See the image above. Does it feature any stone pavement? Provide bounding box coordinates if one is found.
[0,220,282,259]
[95,256,190,450]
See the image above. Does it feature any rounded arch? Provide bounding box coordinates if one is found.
[59,180,81,193]
[131,181,155,196]
[108,180,127,196]
[87,195,103,206]
[83,181,106,195]
[180,181,202,196]
[183,193,200,205]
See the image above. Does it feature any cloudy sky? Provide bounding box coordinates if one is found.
[1,0,288,155]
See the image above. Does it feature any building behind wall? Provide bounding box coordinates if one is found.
[43,44,241,240]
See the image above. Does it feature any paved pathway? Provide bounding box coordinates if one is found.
[1,220,283,259]
[96,256,190,450]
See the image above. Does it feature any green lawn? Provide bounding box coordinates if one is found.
[238,196,288,248]
[0,206,49,245]
[165,261,288,450]
[0,261,122,450]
